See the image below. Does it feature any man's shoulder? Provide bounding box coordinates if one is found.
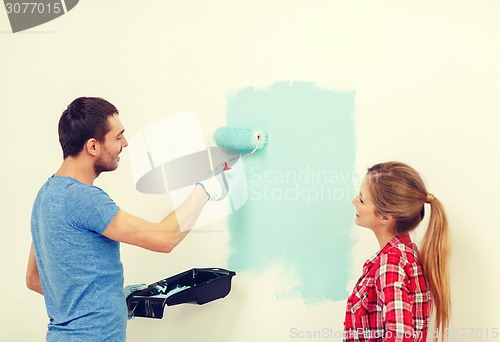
[36,177,112,206]
[49,176,107,194]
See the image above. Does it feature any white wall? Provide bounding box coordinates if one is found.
[1,1,499,341]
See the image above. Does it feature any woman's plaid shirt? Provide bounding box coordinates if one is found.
[344,234,430,342]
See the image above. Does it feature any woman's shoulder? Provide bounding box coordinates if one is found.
[384,240,421,269]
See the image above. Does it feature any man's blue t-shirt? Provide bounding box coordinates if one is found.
[31,176,126,341]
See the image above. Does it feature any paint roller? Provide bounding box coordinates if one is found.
[214,127,266,154]
[213,127,267,170]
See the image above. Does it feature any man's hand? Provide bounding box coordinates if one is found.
[196,162,233,201]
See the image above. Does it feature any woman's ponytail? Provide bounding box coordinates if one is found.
[420,197,451,340]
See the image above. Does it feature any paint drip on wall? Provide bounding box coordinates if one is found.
[227,81,356,303]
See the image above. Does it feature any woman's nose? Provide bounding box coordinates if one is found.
[351,196,358,206]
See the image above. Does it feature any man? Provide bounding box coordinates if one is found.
[26,97,226,341]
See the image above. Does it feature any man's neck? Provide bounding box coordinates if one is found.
[55,156,97,185]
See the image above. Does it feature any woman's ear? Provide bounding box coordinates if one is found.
[379,213,394,227]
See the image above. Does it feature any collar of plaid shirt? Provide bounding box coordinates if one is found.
[362,234,413,276]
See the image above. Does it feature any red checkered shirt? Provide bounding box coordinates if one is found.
[344,234,430,342]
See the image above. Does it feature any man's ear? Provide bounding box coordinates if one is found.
[84,138,100,156]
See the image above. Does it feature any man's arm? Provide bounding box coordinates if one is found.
[103,185,208,253]
[26,243,43,295]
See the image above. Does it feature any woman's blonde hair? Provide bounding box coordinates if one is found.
[366,161,450,339]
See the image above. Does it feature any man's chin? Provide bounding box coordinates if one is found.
[94,164,119,175]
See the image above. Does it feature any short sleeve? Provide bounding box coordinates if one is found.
[66,184,120,235]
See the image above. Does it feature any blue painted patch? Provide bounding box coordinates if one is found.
[227,81,356,303]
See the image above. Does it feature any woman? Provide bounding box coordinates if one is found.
[344,162,450,341]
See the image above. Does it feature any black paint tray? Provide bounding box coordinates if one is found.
[126,267,236,319]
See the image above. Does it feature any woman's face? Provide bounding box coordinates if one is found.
[352,176,382,229]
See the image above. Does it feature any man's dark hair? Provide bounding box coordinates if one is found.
[58,97,119,159]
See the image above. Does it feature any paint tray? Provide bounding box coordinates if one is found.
[126,267,236,319]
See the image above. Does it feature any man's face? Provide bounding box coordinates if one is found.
[94,114,127,174]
